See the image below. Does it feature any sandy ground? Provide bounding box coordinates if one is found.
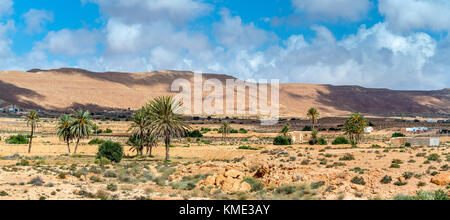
[0,117,449,200]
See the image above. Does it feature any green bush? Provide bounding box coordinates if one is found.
[273,136,291,145]
[239,128,248,134]
[302,126,312,131]
[95,157,111,165]
[187,130,203,138]
[242,177,264,192]
[351,176,366,185]
[339,153,355,161]
[96,141,123,163]
[88,138,105,145]
[332,137,350,145]
[317,138,327,145]
[200,127,211,134]
[427,154,440,161]
[104,128,113,134]
[238,146,262,151]
[392,132,406,138]
[380,176,392,184]
[6,135,29,144]
[405,142,411,147]
[230,129,239,134]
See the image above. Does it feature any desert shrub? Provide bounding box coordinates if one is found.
[200,127,211,133]
[380,176,392,184]
[242,177,264,192]
[311,181,325,189]
[6,135,29,144]
[332,137,349,145]
[417,182,426,187]
[371,144,382,148]
[187,130,203,138]
[171,174,210,191]
[427,154,440,161]
[350,167,368,174]
[273,184,316,200]
[405,142,411,147]
[90,175,102,183]
[57,172,67,179]
[239,128,248,134]
[230,129,239,134]
[339,153,355,161]
[351,176,366,185]
[96,141,123,163]
[394,181,407,186]
[392,132,406,138]
[89,138,105,145]
[238,146,262,151]
[95,190,110,200]
[106,183,118,192]
[103,170,117,178]
[0,191,8,196]
[154,167,176,186]
[403,172,414,180]
[273,136,291,145]
[317,138,327,145]
[28,176,45,186]
[390,163,401,168]
[302,126,312,131]
[104,128,113,134]
[19,159,30,166]
[95,157,111,165]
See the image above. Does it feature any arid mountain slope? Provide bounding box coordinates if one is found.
[0,68,449,117]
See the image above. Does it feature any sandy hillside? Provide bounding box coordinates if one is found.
[0,68,449,117]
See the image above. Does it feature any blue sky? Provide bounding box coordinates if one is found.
[0,0,449,90]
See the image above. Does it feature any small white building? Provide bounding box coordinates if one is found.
[364,127,374,134]
[430,138,440,147]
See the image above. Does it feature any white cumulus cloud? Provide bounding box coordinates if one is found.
[84,0,212,25]
[35,29,100,56]
[22,9,54,34]
[379,0,450,32]
[291,0,373,21]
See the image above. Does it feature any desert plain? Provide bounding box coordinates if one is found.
[0,116,449,200]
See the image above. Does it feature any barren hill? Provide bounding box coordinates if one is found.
[0,68,449,117]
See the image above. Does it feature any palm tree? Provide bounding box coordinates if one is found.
[220,121,231,140]
[71,110,95,154]
[128,109,149,155]
[145,96,190,161]
[344,112,368,144]
[26,111,40,153]
[57,114,74,154]
[144,132,158,157]
[307,108,320,130]
[281,122,290,137]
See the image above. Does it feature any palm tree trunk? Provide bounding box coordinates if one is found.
[149,145,153,157]
[28,126,34,154]
[140,130,144,156]
[74,138,80,154]
[312,118,315,131]
[165,135,170,161]
[67,140,71,154]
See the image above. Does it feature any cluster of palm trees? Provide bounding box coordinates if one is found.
[56,110,95,154]
[128,96,190,161]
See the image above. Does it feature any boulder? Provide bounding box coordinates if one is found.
[197,169,250,193]
[431,172,450,186]
[225,170,243,178]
